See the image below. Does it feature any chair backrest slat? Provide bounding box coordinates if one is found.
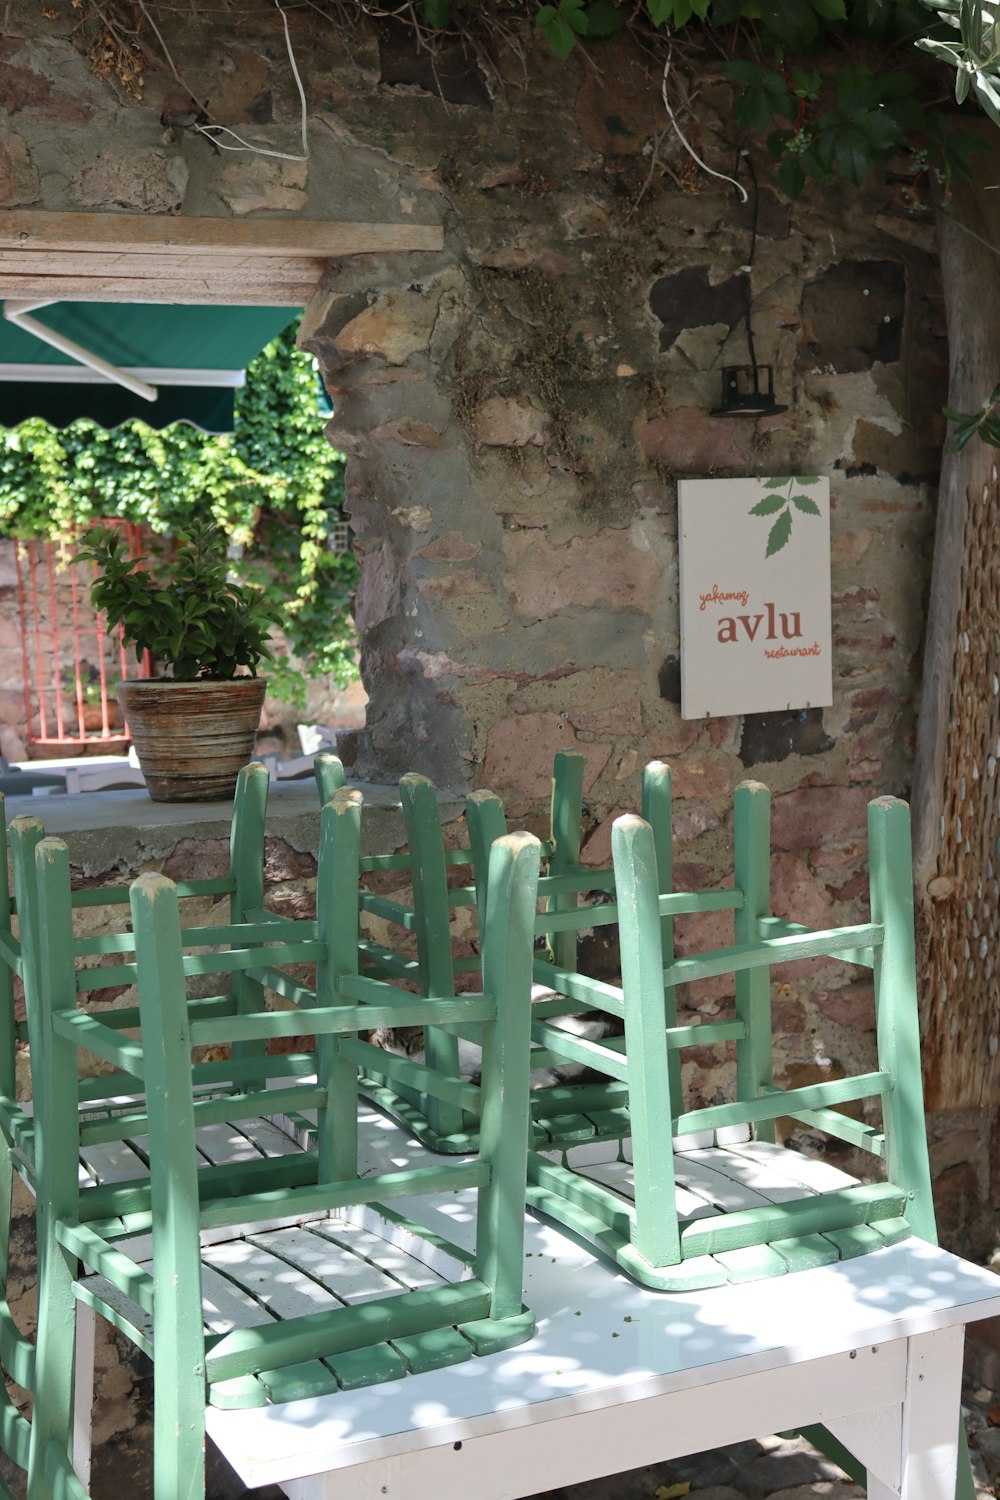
[548,750,585,972]
[399,774,464,1139]
[662,924,882,988]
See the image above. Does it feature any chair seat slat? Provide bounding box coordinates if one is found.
[78,1139,149,1188]
[199,1264,278,1335]
[722,1138,860,1194]
[313,1218,450,1291]
[204,1238,346,1319]
[680,1147,813,1205]
[246,1225,417,1303]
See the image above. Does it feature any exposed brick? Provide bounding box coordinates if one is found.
[771,787,870,855]
[670,760,731,801]
[568,698,643,736]
[481,713,611,799]
[816,979,876,1031]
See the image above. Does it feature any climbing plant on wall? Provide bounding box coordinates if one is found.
[67,0,994,200]
[531,0,990,196]
[0,322,358,710]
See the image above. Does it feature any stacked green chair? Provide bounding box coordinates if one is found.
[523,786,937,1288]
[0,764,317,1496]
[317,750,674,1153]
[320,757,973,1499]
[517,783,977,1500]
[29,788,540,1500]
[466,755,677,1149]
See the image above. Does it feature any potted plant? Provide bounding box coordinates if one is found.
[74,520,275,802]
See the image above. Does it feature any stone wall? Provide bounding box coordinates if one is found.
[287,23,973,1243]
[1,5,994,1472]
[1,2,982,1241]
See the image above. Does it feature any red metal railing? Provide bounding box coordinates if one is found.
[14,520,151,755]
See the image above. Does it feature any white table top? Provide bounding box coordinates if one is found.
[207,1109,1000,1490]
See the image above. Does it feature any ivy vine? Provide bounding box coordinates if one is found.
[68,0,1000,205]
[0,321,358,711]
[416,0,989,196]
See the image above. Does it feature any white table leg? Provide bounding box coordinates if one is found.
[860,1324,966,1500]
[72,1299,96,1488]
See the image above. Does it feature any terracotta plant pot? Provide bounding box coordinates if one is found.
[118,677,267,802]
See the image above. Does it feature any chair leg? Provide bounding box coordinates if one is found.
[72,1301,95,1490]
[955,1424,978,1500]
[152,1398,205,1500]
[27,1231,79,1498]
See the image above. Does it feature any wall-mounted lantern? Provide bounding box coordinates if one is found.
[713,364,788,418]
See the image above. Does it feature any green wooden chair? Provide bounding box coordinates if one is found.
[521,784,979,1500]
[0,763,317,1497]
[29,787,540,1500]
[465,755,678,1149]
[524,786,938,1289]
[316,750,672,1154]
[316,752,504,1148]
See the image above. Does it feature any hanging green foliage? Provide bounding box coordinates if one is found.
[407,0,991,196]
[0,321,358,711]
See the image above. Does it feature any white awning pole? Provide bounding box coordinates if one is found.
[2,300,158,402]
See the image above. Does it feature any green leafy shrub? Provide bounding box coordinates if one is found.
[0,320,357,709]
[74,520,275,681]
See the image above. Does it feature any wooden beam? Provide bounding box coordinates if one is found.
[0,212,444,257]
[0,251,327,275]
[0,275,319,304]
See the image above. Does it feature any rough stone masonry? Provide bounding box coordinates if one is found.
[0,0,981,1239]
[0,1,993,1472]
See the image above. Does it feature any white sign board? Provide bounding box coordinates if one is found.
[678,476,832,719]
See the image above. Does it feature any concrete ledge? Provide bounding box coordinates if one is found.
[1,779,465,875]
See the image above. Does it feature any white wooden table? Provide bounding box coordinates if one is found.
[207,1111,1000,1500]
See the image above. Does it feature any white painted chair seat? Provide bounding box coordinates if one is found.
[538,1129,909,1286]
[12,1090,308,1194]
[77,1203,475,1410]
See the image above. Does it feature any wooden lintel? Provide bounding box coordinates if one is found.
[0,275,315,305]
[0,251,328,274]
[0,211,445,258]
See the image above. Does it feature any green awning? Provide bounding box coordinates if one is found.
[0,303,298,433]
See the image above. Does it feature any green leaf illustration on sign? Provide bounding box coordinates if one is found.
[750,476,823,557]
[750,493,786,515]
[766,508,793,556]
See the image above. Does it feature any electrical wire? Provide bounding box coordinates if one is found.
[736,149,760,378]
[194,0,309,161]
[662,46,748,203]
